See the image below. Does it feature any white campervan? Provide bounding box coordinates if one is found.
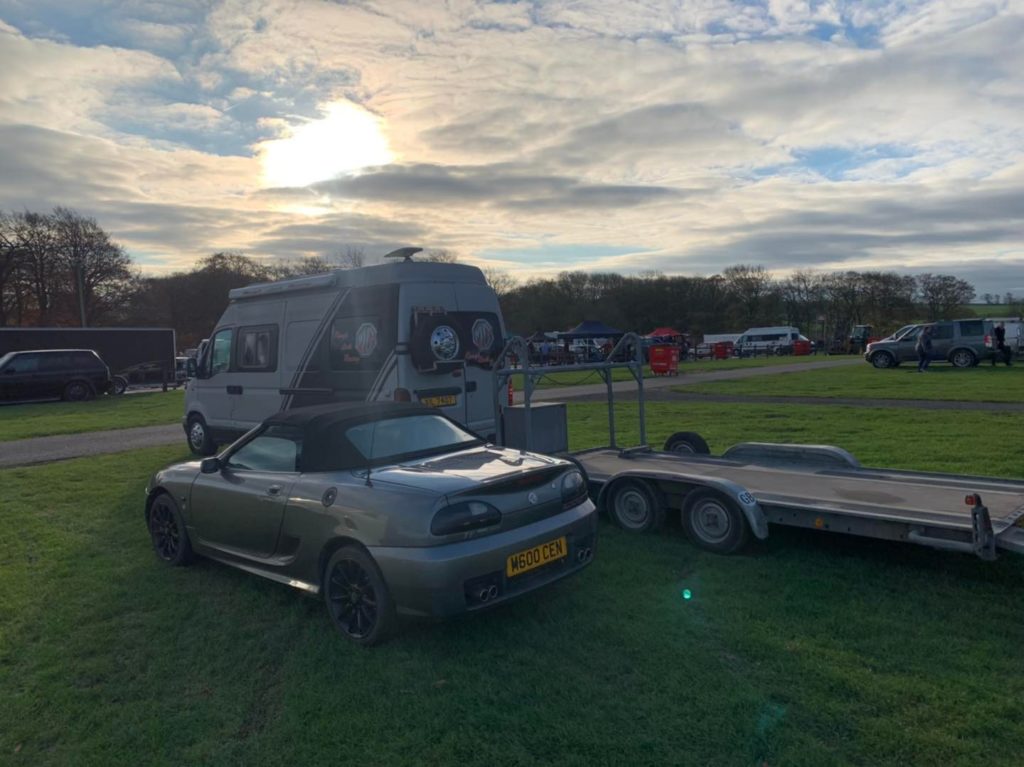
[183,250,505,454]
[733,326,807,355]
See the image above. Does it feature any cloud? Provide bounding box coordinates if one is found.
[0,0,1022,297]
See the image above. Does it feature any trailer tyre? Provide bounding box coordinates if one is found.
[606,479,664,533]
[682,490,750,554]
[663,432,710,455]
[111,376,128,395]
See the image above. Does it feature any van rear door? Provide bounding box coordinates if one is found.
[454,282,504,437]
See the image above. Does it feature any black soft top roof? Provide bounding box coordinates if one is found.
[263,402,439,472]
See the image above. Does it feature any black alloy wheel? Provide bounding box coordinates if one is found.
[148,494,193,566]
[63,380,93,402]
[324,547,395,646]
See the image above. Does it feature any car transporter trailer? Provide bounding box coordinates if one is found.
[493,333,1024,560]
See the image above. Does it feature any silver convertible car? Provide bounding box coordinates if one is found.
[145,402,597,645]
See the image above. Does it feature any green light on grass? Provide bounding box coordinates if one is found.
[681,589,692,600]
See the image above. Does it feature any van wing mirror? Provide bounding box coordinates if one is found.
[200,457,221,474]
[186,358,197,377]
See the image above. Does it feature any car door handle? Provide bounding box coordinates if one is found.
[266,485,282,496]
[227,385,243,395]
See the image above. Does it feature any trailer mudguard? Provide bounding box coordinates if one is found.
[597,469,769,540]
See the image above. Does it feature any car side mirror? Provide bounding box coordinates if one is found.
[200,457,221,474]
[186,358,197,377]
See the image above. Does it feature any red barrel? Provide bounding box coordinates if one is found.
[712,341,733,360]
[649,344,680,376]
[792,339,812,356]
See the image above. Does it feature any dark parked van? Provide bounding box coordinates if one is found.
[0,349,112,402]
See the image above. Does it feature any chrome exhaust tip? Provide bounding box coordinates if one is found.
[478,587,491,602]
[577,547,592,562]
[487,585,498,600]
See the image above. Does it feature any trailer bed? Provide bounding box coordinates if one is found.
[576,447,1024,558]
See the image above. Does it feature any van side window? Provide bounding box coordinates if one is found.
[330,317,382,370]
[210,329,233,376]
[236,325,278,372]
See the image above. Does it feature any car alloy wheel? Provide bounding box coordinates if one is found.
[951,349,975,368]
[871,351,895,369]
[64,381,90,401]
[149,502,181,560]
[324,548,394,645]
[147,495,192,565]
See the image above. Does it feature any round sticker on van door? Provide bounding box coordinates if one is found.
[354,322,378,358]
[471,319,495,351]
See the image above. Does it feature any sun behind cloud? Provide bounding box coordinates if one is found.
[259,101,393,188]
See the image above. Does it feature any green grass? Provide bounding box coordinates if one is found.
[0,390,183,442]
[3,402,1024,765]
[676,362,1024,403]
[524,353,840,389]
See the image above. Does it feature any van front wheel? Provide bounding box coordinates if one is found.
[186,414,217,456]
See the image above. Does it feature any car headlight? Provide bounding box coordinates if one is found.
[431,501,501,536]
[560,469,588,508]
[430,325,460,361]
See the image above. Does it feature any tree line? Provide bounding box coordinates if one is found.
[1,207,1005,349]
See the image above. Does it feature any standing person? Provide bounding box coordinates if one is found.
[915,325,933,372]
[992,322,1012,366]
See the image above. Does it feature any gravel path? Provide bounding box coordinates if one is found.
[5,356,1015,469]
[0,424,182,469]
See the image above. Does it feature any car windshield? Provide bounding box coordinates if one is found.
[345,414,481,463]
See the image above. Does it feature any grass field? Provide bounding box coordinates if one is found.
[3,402,1023,765]
[524,352,841,389]
[678,361,1023,403]
[0,390,184,442]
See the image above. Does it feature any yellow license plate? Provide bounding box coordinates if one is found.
[506,536,567,578]
[420,394,457,408]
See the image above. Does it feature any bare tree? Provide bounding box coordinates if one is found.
[917,273,975,320]
[422,249,458,263]
[333,246,366,269]
[480,267,519,296]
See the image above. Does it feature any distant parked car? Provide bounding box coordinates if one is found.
[865,319,995,369]
[0,348,112,402]
[146,402,597,645]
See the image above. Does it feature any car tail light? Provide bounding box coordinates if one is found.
[984,334,992,348]
[431,501,501,536]
[393,387,411,402]
[560,470,588,509]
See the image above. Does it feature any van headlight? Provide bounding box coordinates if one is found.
[430,325,460,361]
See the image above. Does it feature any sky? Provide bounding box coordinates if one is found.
[0,0,1022,296]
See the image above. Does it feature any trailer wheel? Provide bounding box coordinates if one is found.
[663,431,710,455]
[682,490,750,554]
[606,479,664,532]
[111,376,128,395]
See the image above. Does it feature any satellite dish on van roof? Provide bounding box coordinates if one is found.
[383,247,423,262]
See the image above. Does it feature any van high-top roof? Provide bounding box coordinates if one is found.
[228,261,488,302]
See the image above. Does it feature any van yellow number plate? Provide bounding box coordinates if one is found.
[506,536,567,577]
[420,394,457,408]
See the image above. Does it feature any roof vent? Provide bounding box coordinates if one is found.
[383,247,423,262]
